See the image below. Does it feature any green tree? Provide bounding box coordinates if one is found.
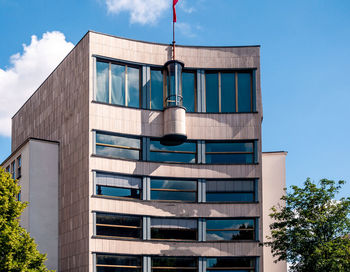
[265,178,350,272]
[0,167,54,271]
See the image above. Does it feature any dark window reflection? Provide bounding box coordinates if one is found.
[151,69,164,110]
[152,257,197,272]
[206,219,255,241]
[150,140,196,163]
[96,213,142,239]
[207,257,255,272]
[205,73,219,113]
[150,179,197,202]
[96,132,141,160]
[96,254,142,272]
[206,179,255,202]
[182,71,196,112]
[205,141,254,164]
[151,218,197,241]
[221,72,236,112]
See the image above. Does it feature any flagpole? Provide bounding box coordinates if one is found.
[172,8,175,60]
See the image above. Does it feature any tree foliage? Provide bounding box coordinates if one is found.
[0,167,54,271]
[265,178,350,272]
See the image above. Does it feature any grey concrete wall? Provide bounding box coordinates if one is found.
[262,152,287,272]
[28,140,59,270]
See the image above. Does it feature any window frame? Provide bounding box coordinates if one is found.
[205,70,254,113]
[205,179,256,203]
[206,218,256,241]
[95,172,142,200]
[11,161,15,180]
[182,69,197,112]
[150,217,198,241]
[95,131,142,161]
[205,140,256,165]
[149,138,197,164]
[17,156,21,179]
[95,254,142,271]
[95,212,142,240]
[95,58,142,108]
[206,257,256,272]
[151,256,198,272]
[150,178,198,202]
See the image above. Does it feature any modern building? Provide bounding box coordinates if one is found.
[1,31,286,272]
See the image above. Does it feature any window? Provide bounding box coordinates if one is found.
[150,178,197,202]
[95,172,142,199]
[205,71,253,113]
[96,132,141,160]
[96,254,142,272]
[151,218,197,241]
[206,179,255,202]
[17,156,21,178]
[151,257,197,272]
[150,69,164,110]
[150,139,196,163]
[5,165,10,172]
[205,141,255,164]
[206,257,255,272]
[95,213,142,239]
[96,59,141,108]
[11,161,15,180]
[182,71,196,112]
[206,219,255,241]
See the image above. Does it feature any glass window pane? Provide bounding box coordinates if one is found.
[206,180,254,192]
[96,213,141,227]
[111,63,125,106]
[151,70,164,110]
[150,140,196,152]
[150,152,196,163]
[151,218,197,240]
[151,179,197,190]
[206,230,254,241]
[207,257,255,270]
[206,153,253,164]
[96,146,140,160]
[127,66,140,108]
[221,72,236,112]
[206,142,253,153]
[97,226,141,238]
[151,191,196,202]
[182,72,195,112]
[97,254,141,266]
[96,173,141,189]
[206,192,254,202]
[152,257,197,269]
[237,73,252,112]
[206,219,254,230]
[205,73,219,112]
[97,185,141,199]
[96,61,109,103]
[96,133,140,149]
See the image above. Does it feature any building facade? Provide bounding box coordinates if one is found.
[2,31,286,272]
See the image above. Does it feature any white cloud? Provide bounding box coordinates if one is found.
[0,31,74,137]
[178,0,195,14]
[177,22,199,38]
[105,0,169,24]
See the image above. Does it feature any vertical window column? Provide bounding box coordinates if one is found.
[142,66,150,109]
[197,70,205,113]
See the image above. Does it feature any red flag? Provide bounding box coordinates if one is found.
[173,0,179,22]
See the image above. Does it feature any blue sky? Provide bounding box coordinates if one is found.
[0,0,349,198]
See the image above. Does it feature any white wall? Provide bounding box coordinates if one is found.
[28,140,59,271]
[262,152,287,272]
